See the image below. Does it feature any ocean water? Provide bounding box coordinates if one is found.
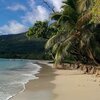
[0,59,41,100]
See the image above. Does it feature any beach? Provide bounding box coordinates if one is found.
[12,62,100,100]
[11,63,56,100]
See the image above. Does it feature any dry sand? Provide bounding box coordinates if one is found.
[52,69,100,100]
[12,62,100,100]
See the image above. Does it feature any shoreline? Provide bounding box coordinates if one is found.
[11,62,56,100]
[11,61,100,100]
[8,61,42,100]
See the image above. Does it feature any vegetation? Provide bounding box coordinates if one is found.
[27,21,57,39]
[26,0,100,69]
[0,33,48,59]
[1,0,99,72]
[45,0,100,68]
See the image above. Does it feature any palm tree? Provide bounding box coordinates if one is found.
[45,0,98,68]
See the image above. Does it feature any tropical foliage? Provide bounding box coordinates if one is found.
[27,21,57,39]
[45,0,100,66]
[26,0,100,68]
[0,33,47,59]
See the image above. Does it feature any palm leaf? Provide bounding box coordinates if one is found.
[45,35,57,49]
[62,0,76,10]
[54,35,75,64]
[51,12,62,21]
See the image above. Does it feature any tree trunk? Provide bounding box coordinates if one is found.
[87,48,98,65]
[42,0,55,13]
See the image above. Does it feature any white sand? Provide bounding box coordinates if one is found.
[52,69,100,100]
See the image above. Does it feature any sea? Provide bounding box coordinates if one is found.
[0,59,41,100]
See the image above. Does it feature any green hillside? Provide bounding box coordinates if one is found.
[0,33,47,59]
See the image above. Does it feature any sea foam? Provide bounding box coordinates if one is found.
[0,59,41,100]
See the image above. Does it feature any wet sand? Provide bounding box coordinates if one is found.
[11,63,56,100]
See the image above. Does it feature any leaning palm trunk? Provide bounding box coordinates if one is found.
[87,48,98,65]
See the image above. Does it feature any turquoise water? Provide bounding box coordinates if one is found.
[0,59,41,100]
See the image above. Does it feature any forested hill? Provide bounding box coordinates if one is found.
[0,33,47,59]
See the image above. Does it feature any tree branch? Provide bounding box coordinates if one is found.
[42,0,55,13]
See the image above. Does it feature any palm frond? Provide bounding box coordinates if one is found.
[54,35,75,64]
[52,43,60,53]
[51,12,62,21]
[62,0,76,10]
[57,15,69,25]
[80,30,94,48]
[45,30,66,50]
[45,35,57,49]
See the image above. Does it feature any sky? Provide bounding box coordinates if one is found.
[0,0,63,35]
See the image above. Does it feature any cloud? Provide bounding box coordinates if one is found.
[22,0,63,25]
[22,5,49,24]
[0,0,50,35]
[0,21,27,34]
[47,0,63,11]
[7,3,27,11]
[28,0,35,9]
[37,6,49,20]
[22,0,50,24]
[0,0,63,35]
